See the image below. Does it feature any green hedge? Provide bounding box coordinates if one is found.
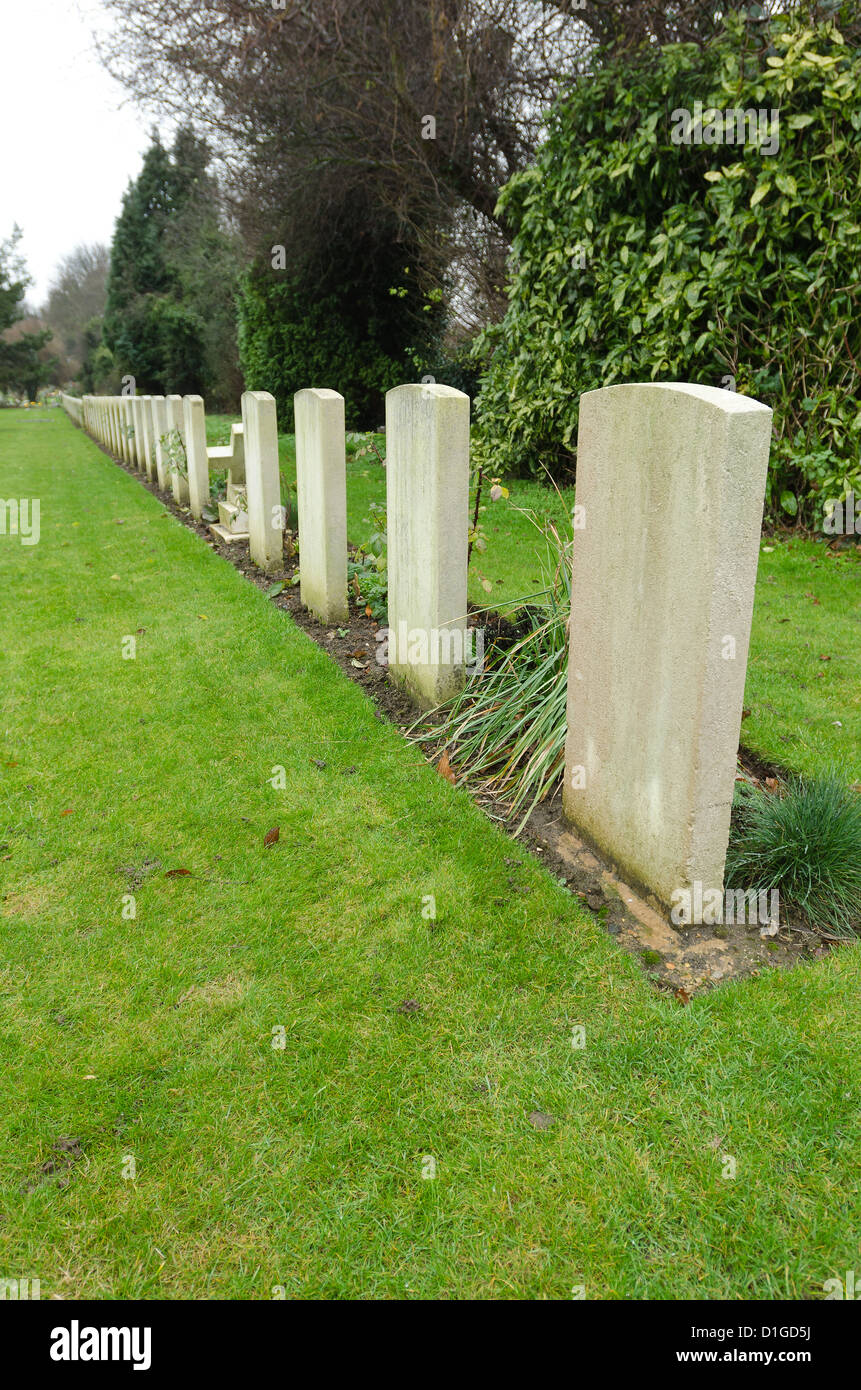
[474,8,861,523]
[237,264,414,431]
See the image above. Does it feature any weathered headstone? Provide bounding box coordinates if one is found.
[563,382,773,910]
[183,396,210,521]
[139,396,154,479]
[385,382,470,707]
[241,391,283,571]
[294,388,347,624]
[150,396,169,490]
[165,394,189,504]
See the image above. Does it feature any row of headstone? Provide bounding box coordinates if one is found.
[72,391,283,572]
[61,381,772,919]
[292,380,771,913]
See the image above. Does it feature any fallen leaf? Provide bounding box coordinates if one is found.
[437,751,456,785]
[396,999,421,1015]
[310,758,326,770]
[741,707,752,721]
[198,614,208,621]
[674,987,692,1006]
[819,654,831,662]
[263,826,280,847]
[350,659,369,669]
[165,868,192,878]
[365,604,373,618]
[60,807,74,816]
[764,777,779,792]
[349,649,367,659]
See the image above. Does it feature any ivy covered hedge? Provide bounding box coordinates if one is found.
[474,8,861,522]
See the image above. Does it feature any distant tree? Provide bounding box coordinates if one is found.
[43,244,110,384]
[0,229,56,397]
[103,127,241,402]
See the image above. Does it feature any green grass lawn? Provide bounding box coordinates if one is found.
[1,406,859,1299]
[207,414,861,783]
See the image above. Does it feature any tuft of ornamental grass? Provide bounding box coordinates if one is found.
[726,773,861,937]
[413,513,571,832]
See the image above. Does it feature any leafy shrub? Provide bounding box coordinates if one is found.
[238,260,414,431]
[726,773,861,935]
[474,7,861,522]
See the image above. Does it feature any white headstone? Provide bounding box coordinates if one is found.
[183,395,210,521]
[241,391,283,571]
[563,382,773,910]
[294,388,347,624]
[385,383,470,707]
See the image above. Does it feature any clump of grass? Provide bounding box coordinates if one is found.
[726,773,861,936]
[413,512,571,832]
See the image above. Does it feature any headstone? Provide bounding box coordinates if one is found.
[385,382,470,707]
[294,388,347,624]
[563,382,773,910]
[165,394,189,504]
[139,395,154,479]
[150,396,169,490]
[183,396,210,521]
[241,391,283,571]
[131,396,145,470]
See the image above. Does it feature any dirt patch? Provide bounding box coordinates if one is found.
[22,1137,84,1193]
[0,884,57,921]
[100,442,836,996]
[174,974,246,1008]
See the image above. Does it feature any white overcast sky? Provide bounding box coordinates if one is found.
[0,0,169,308]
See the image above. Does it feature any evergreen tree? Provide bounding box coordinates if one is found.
[102,130,211,394]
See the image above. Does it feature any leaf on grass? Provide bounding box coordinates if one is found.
[60,807,74,816]
[764,777,779,792]
[396,999,421,1014]
[674,987,692,1006]
[311,758,326,770]
[741,707,752,721]
[263,827,280,847]
[437,751,456,784]
[165,868,192,877]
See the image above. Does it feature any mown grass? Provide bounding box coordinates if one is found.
[0,406,859,1299]
[208,413,860,782]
